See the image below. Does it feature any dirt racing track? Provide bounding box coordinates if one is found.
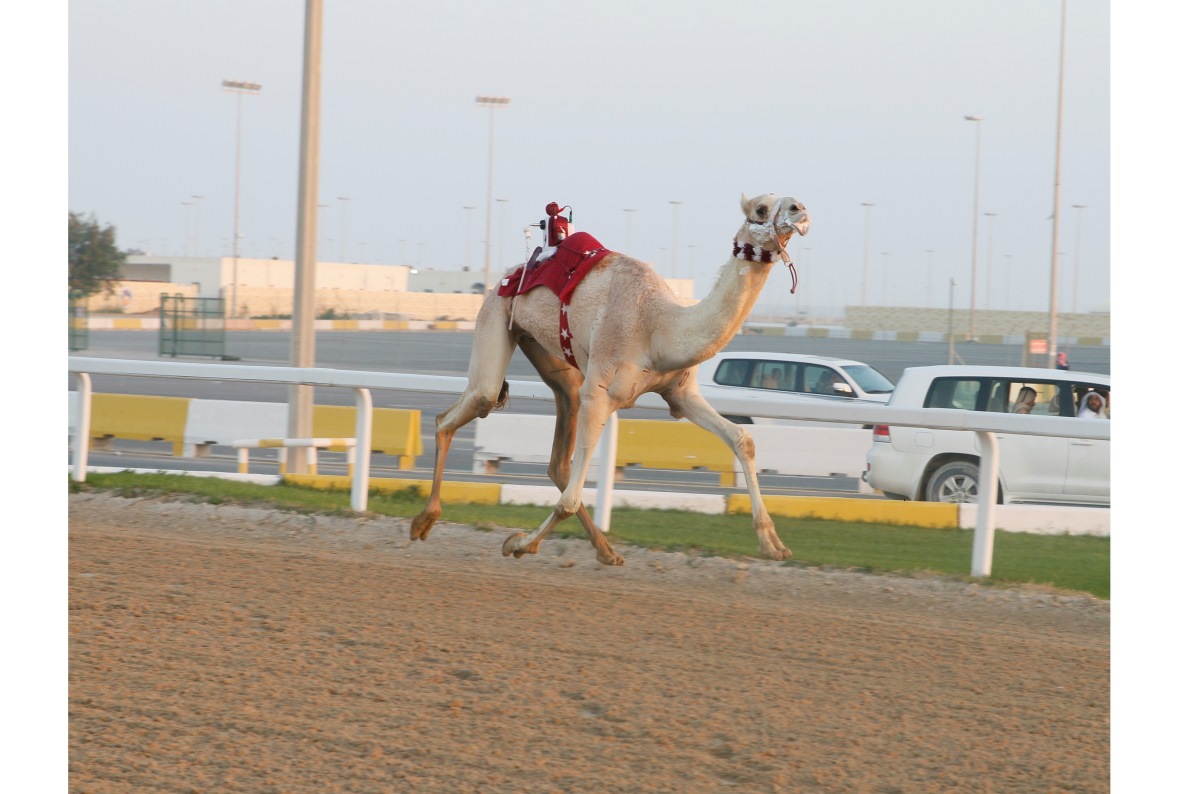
[69,492,1109,793]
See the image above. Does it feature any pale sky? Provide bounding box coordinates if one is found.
[64,0,1113,316]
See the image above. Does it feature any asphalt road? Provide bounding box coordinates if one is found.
[69,329,1110,497]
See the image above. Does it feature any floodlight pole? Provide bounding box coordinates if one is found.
[222,78,262,319]
[1046,0,1069,368]
[860,203,875,306]
[476,95,510,292]
[964,114,984,339]
[286,0,323,474]
[191,195,204,256]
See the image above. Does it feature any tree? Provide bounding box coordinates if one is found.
[69,212,126,297]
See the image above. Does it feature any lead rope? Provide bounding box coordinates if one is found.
[773,234,798,295]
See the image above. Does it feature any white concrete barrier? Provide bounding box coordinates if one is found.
[958,503,1109,537]
[185,399,287,456]
[474,413,873,491]
[500,484,727,515]
[748,425,874,491]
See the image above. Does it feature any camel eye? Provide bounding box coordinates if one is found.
[755,206,768,219]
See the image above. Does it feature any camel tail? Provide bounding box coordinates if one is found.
[494,380,510,412]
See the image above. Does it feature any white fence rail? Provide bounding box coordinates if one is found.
[68,357,1109,577]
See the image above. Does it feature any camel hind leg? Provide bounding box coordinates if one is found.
[409,297,515,541]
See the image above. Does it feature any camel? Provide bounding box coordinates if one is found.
[410,193,811,565]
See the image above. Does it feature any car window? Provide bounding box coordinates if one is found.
[713,359,751,387]
[925,377,1108,417]
[802,364,851,396]
[925,378,983,410]
[841,364,894,394]
[1005,382,1060,415]
[752,362,793,391]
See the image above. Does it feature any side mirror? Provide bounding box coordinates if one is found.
[833,382,855,396]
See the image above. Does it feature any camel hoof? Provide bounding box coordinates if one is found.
[410,513,435,542]
[768,547,793,561]
[502,532,527,558]
[598,550,625,567]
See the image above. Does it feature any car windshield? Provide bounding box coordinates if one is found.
[841,364,894,394]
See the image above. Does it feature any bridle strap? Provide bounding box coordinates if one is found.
[733,233,798,294]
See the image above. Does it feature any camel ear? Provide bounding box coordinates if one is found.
[740,194,753,215]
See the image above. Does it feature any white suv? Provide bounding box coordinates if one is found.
[864,365,1110,505]
[697,351,895,426]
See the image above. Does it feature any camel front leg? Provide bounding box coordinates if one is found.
[514,338,624,566]
[665,390,792,561]
[503,385,617,562]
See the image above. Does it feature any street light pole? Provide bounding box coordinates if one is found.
[622,209,635,254]
[475,95,510,293]
[947,277,957,364]
[1072,204,1087,313]
[964,114,984,339]
[222,78,262,319]
[287,0,323,475]
[983,212,997,310]
[191,195,204,255]
[495,198,509,273]
[462,206,476,269]
[337,196,350,261]
[1046,0,1069,368]
[668,201,682,278]
[181,201,192,256]
[315,203,330,259]
[860,203,875,306]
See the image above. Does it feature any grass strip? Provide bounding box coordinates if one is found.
[69,472,1109,599]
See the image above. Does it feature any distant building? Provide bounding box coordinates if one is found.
[122,255,411,297]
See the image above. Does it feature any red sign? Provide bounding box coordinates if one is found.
[1029,338,1048,355]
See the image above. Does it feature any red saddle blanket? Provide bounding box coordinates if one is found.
[496,231,614,304]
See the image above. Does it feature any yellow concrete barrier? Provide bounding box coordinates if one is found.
[727,494,959,528]
[616,419,735,486]
[91,394,191,456]
[284,475,501,504]
[313,406,423,469]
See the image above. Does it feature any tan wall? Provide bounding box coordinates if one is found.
[82,281,198,314]
[227,287,485,321]
[843,306,1110,339]
[81,281,483,321]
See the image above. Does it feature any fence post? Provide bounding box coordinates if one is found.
[72,373,92,482]
[971,430,1001,577]
[593,411,619,532]
[351,388,373,512]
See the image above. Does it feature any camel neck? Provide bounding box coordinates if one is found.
[651,250,772,371]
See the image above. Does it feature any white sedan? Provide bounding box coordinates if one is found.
[697,351,895,426]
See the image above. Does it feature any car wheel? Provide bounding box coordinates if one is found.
[723,415,753,424]
[926,461,981,503]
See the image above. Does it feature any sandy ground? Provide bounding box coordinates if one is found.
[69,492,1109,793]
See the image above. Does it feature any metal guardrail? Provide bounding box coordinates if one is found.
[68,357,1109,577]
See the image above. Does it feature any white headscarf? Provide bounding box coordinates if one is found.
[1077,392,1108,419]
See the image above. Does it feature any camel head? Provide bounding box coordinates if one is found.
[739,193,811,248]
